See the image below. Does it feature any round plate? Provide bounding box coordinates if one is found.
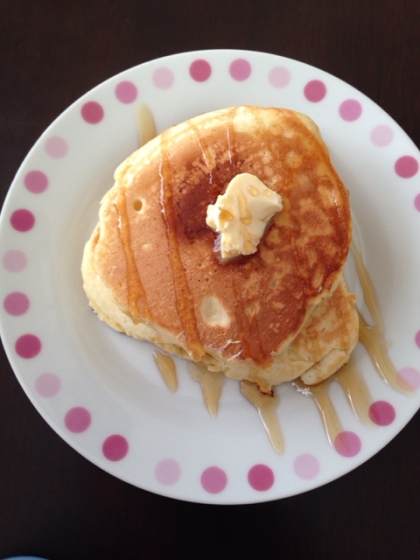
[1,49,420,505]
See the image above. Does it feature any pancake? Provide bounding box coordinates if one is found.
[82,105,354,390]
[218,278,359,390]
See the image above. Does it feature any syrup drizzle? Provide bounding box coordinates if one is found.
[294,378,344,446]
[332,355,373,425]
[153,351,178,392]
[240,380,284,454]
[159,132,204,361]
[187,363,225,418]
[136,103,157,147]
[115,104,158,321]
[116,188,150,320]
[226,107,238,169]
[351,242,413,394]
[188,122,218,187]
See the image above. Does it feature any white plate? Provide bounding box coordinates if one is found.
[1,49,420,505]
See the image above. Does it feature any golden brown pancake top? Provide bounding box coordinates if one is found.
[91,106,352,366]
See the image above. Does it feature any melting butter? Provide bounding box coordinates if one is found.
[187,363,225,418]
[206,173,282,259]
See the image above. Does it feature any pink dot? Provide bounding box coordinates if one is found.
[65,407,92,433]
[102,434,129,461]
[35,372,61,397]
[153,67,175,89]
[304,80,327,102]
[24,170,49,193]
[334,431,361,457]
[395,156,419,178]
[15,334,41,359]
[414,193,420,211]
[201,466,228,494]
[155,459,181,485]
[2,250,27,272]
[415,331,420,348]
[3,292,30,316]
[247,464,275,491]
[397,367,420,390]
[293,453,320,480]
[81,101,104,124]
[339,99,362,121]
[189,59,212,82]
[115,81,138,103]
[10,209,35,232]
[370,125,394,147]
[268,66,291,88]
[369,401,396,426]
[45,136,68,158]
[229,58,252,81]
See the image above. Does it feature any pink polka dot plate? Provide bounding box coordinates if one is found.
[1,50,420,504]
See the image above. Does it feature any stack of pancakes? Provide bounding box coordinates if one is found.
[82,106,358,393]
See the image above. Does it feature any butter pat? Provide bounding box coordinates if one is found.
[206,173,283,259]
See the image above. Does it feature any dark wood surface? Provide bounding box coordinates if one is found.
[1,1,420,558]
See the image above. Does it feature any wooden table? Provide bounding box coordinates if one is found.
[1,1,420,558]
